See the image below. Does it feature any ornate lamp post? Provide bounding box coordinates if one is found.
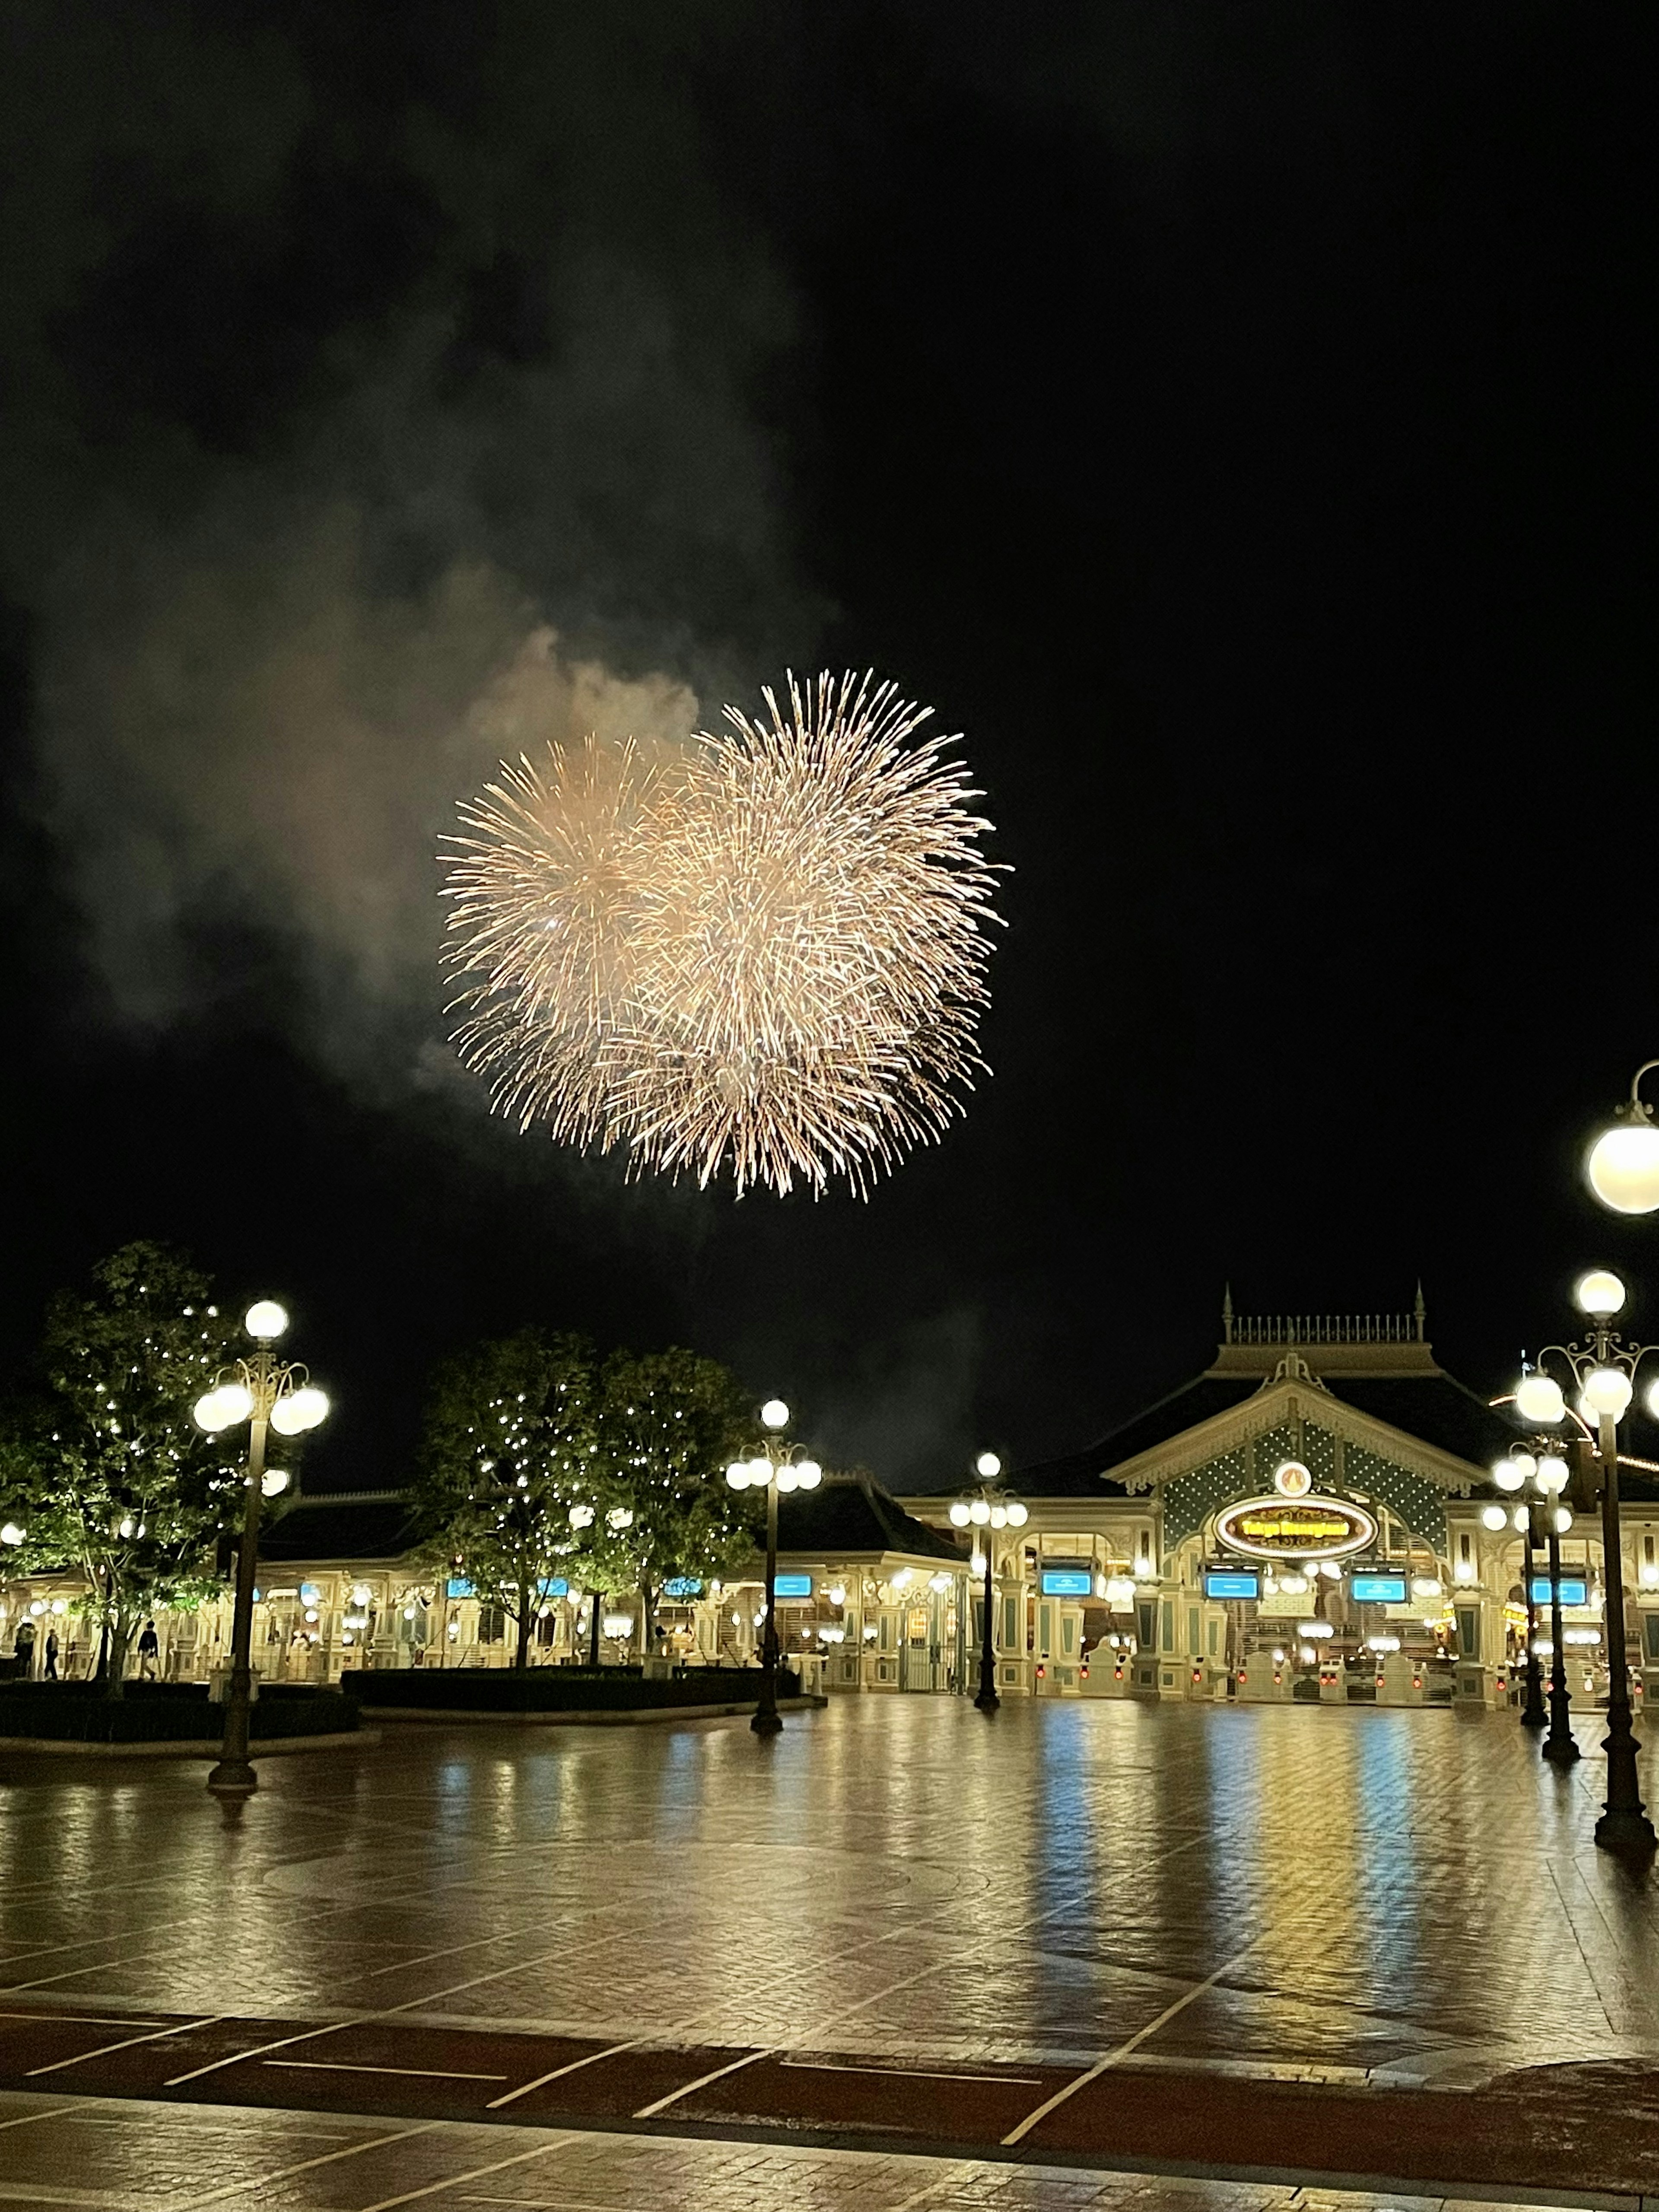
[1492,1453,1547,1729]
[725,1399,821,1737]
[1514,1269,1656,1854]
[948,1453,1028,1713]
[1586,1062,1659,1215]
[193,1302,329,1798]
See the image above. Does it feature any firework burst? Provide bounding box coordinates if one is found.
[443,671,1002,1195]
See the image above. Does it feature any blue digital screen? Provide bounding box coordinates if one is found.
[1532,1576,1589,1607]
[536,1577,569,1599]
[445,1577,474,1599]
[1350,1574,1408,1604]
[1041,1569,1093,1597]
[772,1573,814,1599]
[1204,1570,1260,1600]
[662,1576,703,1599]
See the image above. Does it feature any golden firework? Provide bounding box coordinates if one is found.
[442,671,1001,1195]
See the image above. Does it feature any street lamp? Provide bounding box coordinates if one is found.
[947,1452,1028,1713]
[1513,1269,1656,1853]
[193,1301,328,1798]
[1493,1453,1547,1731]
[725,1398,821,1737]
[1586,1063,1659,1214]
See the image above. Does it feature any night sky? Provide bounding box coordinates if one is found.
[0,5,1652,1493]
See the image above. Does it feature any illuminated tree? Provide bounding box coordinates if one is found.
[3,1242,242,1691]
[597,1347,760,1652]
[413,1329,624,1669]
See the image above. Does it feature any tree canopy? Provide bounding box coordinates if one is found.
[2,1241,243,1688]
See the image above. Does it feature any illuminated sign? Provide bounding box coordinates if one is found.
[773,1573,814,1599]
[1531,1576,1590,1608]
[1274,1460,1313,1498]
[1214,1494,1376,1561]
[445,1577,475,1599]
[1350,1573,1408,1604]
[662,1576,704,1599]
[1040,1569,1093,1597]
[1204,1570,1261,1600]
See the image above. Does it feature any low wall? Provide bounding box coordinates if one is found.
[342,1663,802,1714]
[0,1682,359,1745]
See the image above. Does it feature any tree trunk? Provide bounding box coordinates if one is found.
[588,1589,602,1666]
[638,1578,656,1661]
[515,1571,532,1671]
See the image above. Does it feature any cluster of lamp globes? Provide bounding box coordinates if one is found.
[1513,1270,1656,1427]
[724,1398,823,1492]
[190,1303,329,1496]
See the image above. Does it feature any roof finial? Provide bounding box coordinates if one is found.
[1221,1282,1234,1342]
[1414,1279,1427,1339]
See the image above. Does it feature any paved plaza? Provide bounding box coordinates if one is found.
[2,1697,1657,2209]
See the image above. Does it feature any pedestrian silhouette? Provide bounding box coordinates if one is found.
[43,1626,58,1680]
[137,1619,159,1680]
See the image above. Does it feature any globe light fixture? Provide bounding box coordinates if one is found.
[968,1498,991,1525]
[760,1398,790,1431]
[726,1462,750,1489]
[1583,1366,1634,1421]
[270,1385,329,1436]
[1555,1507,1573,1535]
[796,1459,823,1489]
[1493,1457,1527,1491]
[975,1451,1002,1479]
[244,1300,289,1341]
[948,1501,971,1527]
[1587,1071,1659,1213]
[1005,1501,1030,1527]
[1481,1504,1509,1531]
[0,1522,23,1547]
[1576,1269,1627,1317]
[260,1469,290,1499]
[774,1465,799,1493]
[1535,1456,1570,1494]
[1515,1373,1567,1425]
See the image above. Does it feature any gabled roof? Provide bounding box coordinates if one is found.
[776,1473,961,1563]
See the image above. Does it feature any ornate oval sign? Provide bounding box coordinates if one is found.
[1214,1494,1376,1561]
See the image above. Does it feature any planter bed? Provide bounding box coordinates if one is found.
[0,1681,362,1746]
[342,1662,813,1717]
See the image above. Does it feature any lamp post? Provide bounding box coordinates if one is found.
[948,1453,1028,1713]
[193,1302,328,1798]
[1513,1269,1656,1853]
[1494,1453,1548,1730]
[725,1399,822,1737]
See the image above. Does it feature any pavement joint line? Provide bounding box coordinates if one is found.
[264,2062,511,2082]
[485,2040,651,2112]
[352,2130,582,2212]
[1000,1934,1267,2148]
[0,2101,85,2133]
[26,2015,225,2078]
[0,2015,171,2031]
[779,2059,1046,2085]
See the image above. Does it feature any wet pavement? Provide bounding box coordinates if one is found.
[0,1695,1656,2206]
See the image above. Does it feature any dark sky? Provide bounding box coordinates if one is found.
[0,3,1653,1492]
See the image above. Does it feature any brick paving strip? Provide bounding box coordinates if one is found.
[0,2002,1653,2201]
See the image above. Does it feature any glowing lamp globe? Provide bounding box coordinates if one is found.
[760,1398,790,1432]
[260,1468,290,1498]
[1481,1504,1509,1531]
[989,1505,1007,1528]
[1005,1501,1029,1527]
[796,1459,823,1489]
[1513,1505,1530,1531]
[1536,1455,1570,1494]
[1555,1506,1574,1534]
[1492,1458,1526,1492]
[975,1451,1001,1479]
[244,1300,289,1341]
[1575,1269,1627,1317]
[1582,1365,1634,1420]
[948,1501,971,1527]
[270,1385,328,1436]
[968,1498,991,1525]
[774,1465,799,1493]
[725,1462,751,1490]
[1588,1122,1659,1214]
[1515,1373,1566,1425]
[0,1522,23,1547]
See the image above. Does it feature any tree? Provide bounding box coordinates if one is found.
[4,1242,243,1692]
[413,1329,624,1669]
[597,1346,760,1653]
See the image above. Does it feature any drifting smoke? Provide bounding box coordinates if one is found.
[0,6,819,1095]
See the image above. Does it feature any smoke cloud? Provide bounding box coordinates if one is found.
[1,3,821,1091]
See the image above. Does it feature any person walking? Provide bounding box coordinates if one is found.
[13,1618,35,1679]
[43,1626,59,1680]
[137,1619,160,1680]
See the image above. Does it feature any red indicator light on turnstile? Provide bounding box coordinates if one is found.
[1411,1675,1422,1689]
[1192,1666,1201,1683]
[1272,1671,1282,1684]
[1237,1668,1247,1682]
[1080,1662,1089,1678]
[1113,1664,1123,1681]
[1035,1662,1046,1678]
